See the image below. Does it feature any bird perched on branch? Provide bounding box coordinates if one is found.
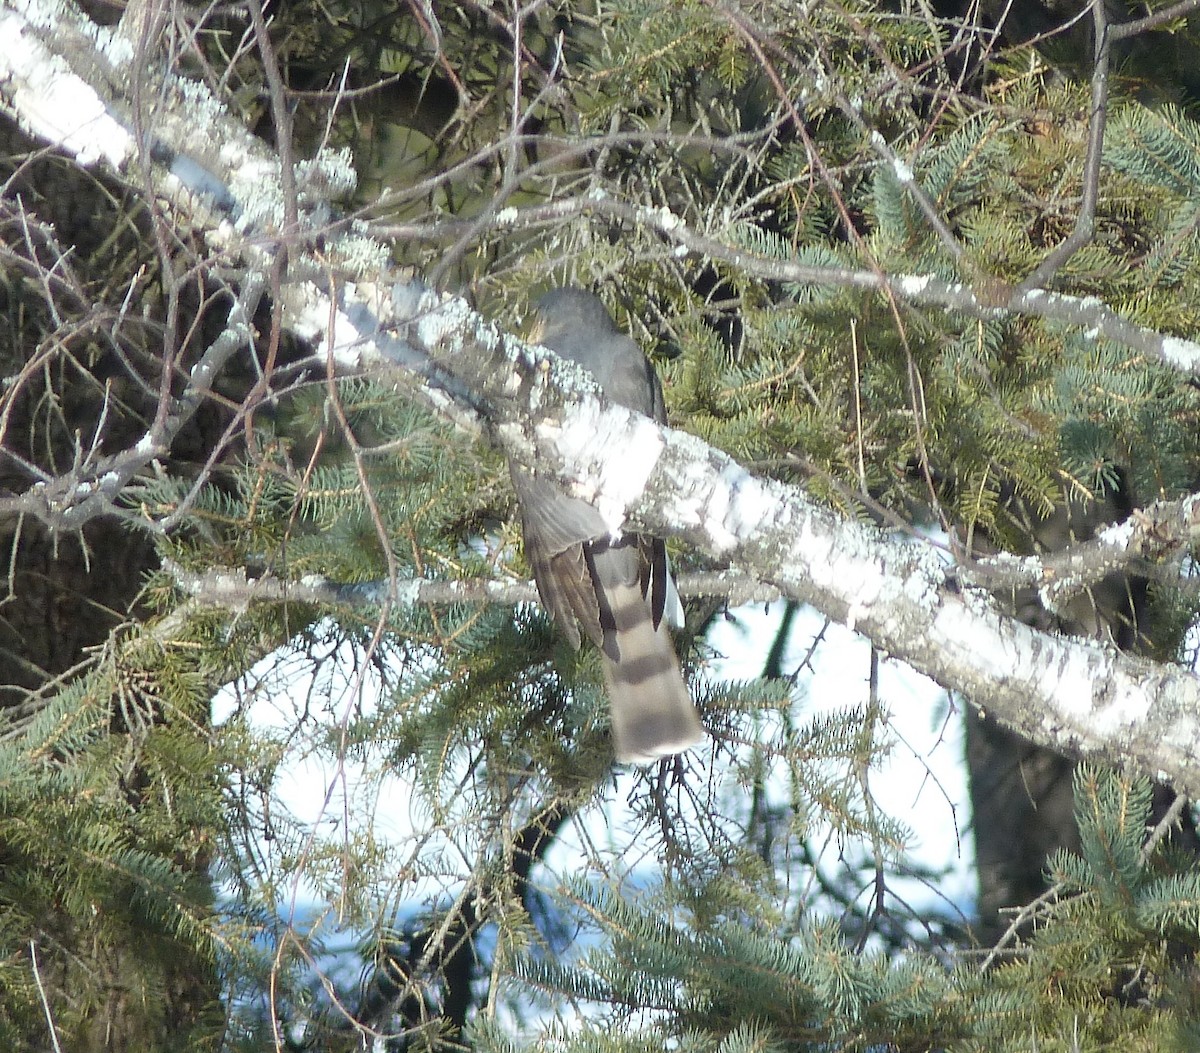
[509,287,704,764]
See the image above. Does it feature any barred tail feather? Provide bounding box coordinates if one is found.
[600,582,704,764]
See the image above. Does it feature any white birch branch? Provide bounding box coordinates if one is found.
[5,0,1200,792]
[300,277,1200,795]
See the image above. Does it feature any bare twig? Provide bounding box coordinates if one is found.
[28,941,64,1053]
[1016,0,1110,292]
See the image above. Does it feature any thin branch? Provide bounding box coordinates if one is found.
[162,559,785,611]
[28,942,64,1053]
[1109,0,1200,39]
[1016,0,1109,292]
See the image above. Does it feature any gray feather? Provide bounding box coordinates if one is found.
[513,288,705,762]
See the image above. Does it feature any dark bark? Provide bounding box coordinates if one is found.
[344,801,572,1050]
[964,477,1198,944]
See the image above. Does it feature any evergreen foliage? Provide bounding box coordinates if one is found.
[5,0,1200,1048]
[467,770,1200,1053]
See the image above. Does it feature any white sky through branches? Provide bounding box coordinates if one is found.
[213,603,974,942]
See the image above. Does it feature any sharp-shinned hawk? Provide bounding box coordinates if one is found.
[510,287,704,763]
